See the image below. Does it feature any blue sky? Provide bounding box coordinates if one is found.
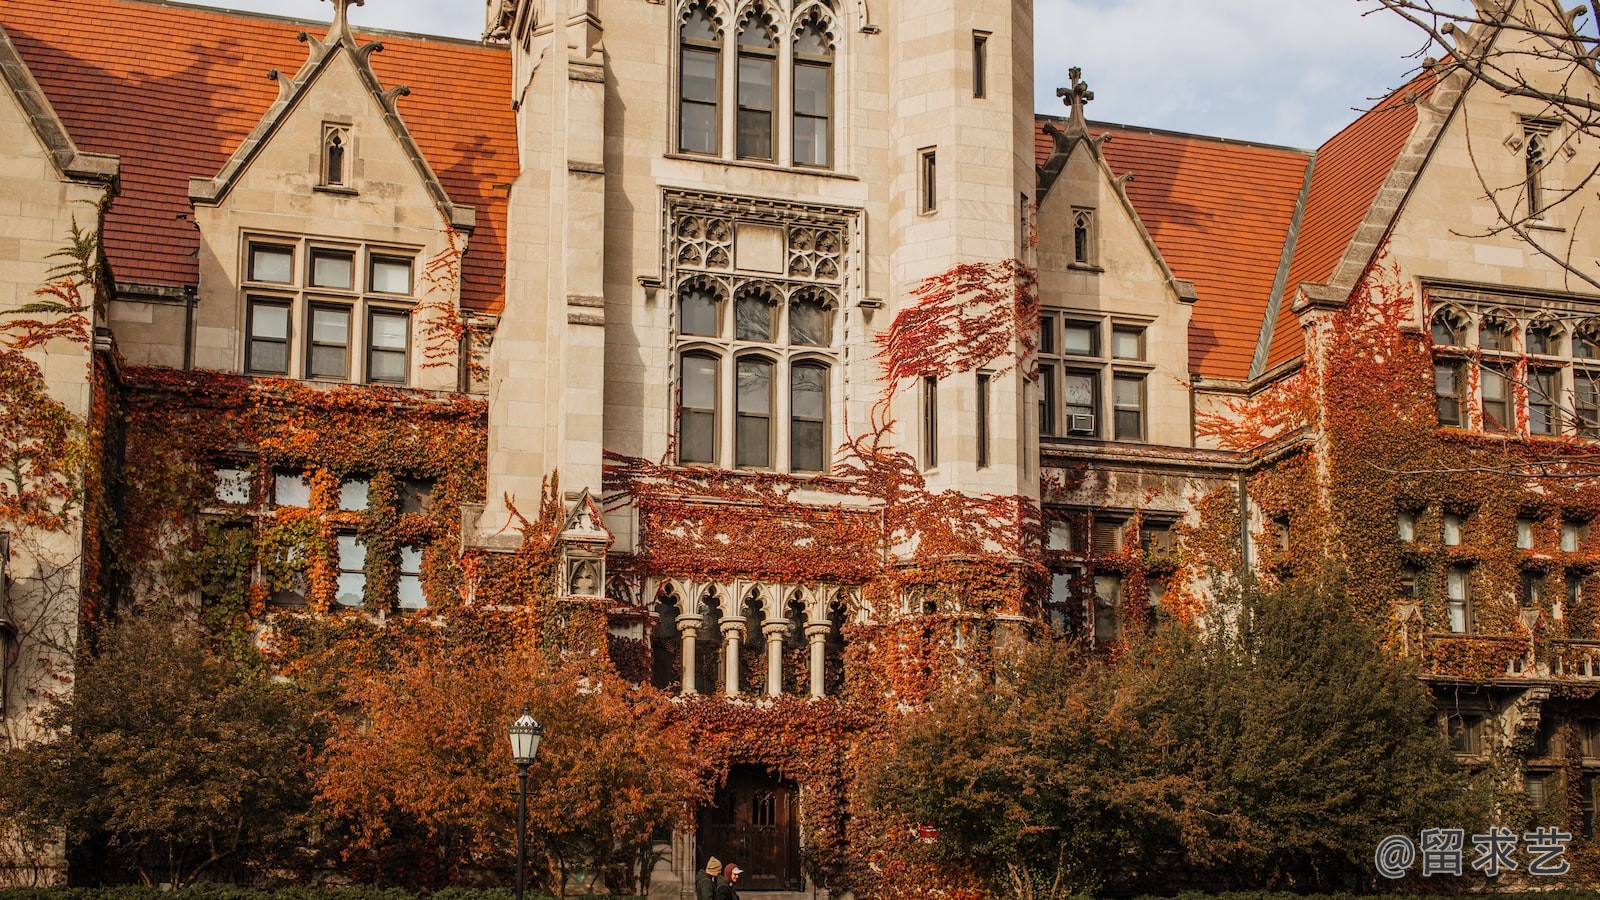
[182,0,1460,149]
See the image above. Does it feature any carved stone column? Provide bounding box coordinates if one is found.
[676,613,704,696]
[721,617,746,696]
[763,621,790,697]
[805,621,831,699]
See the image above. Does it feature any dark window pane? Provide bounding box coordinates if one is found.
[791,364,827,473]
[737,109,773,160]
[680,410,716,463]
[736,296,773,341]
[736,415,770,467]
[310,344,346,378]
[251,339,287,374]
[792,420,824,472]
[790,300,829,345]
[681,289,720,336]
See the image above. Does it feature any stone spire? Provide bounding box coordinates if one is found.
[325,0,364,43]
[1056,66,1094,129]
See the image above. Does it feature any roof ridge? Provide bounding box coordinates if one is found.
[1039,114,1315,156]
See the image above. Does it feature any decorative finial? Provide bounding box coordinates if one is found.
[325,0,365,41]
[1055,66,1094,125]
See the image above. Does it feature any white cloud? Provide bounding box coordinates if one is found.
[1034,0,1445,147]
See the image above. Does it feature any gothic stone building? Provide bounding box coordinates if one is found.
[6,0,1600,891]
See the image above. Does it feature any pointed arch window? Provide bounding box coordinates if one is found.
[738,12,778,161]
[1431,308,1467,347]
[321,124,350,188]
[792,12,834,168]
[1524,118,1559,220]
[679,4,722,155]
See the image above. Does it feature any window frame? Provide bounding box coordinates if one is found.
[678,349,722,466]
[971,31,989,99]
[677,5,724,156]
[792,14,834,169]
[241,234,419,385]
[918,148,937,214]
[366,307,412,385]
[245,296,292,376]
[306,302,352,381]
[736,14,778,162]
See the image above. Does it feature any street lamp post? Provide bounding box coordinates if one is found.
[508,705,544,900]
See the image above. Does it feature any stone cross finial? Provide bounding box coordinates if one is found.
[1056,66,1094,123]
[325,0,365,40]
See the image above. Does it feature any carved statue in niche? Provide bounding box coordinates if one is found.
[569,559,599,596]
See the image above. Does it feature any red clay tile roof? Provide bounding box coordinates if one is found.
[0,0,517,313]
[1036,117,1312,379]
[1262,69,1440,371]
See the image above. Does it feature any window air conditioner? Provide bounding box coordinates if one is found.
[1068,413,1095,434]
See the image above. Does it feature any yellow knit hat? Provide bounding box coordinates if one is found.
[705,857,722,875]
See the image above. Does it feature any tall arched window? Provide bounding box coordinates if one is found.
[737,11,777,161]
[679,4,722,155]
[792,12,833,167]
[790,362,828,472]
[736,355,775,467]
[680,352,720,464]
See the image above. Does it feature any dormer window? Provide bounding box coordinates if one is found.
[322,123,350,188]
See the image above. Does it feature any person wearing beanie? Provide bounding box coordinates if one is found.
[696,857,722,900]
[714,862,742,900]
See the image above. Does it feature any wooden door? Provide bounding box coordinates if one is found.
[697,766,802,891]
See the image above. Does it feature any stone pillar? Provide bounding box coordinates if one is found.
[805,622,831,699]
[721,617,746,696]
[763,621,790,697]
[676,613,704,695]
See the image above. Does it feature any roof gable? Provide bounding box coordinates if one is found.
[1037,117,1312,379]
[1036,103,1196,311]
[0,22,117,186]
[0,0,516,312]
[187,4,472,234]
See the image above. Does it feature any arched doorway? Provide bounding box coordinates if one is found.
[697,765,803,891]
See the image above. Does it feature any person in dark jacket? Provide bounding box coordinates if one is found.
[696,857,722,900]
[714,863,743,900]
